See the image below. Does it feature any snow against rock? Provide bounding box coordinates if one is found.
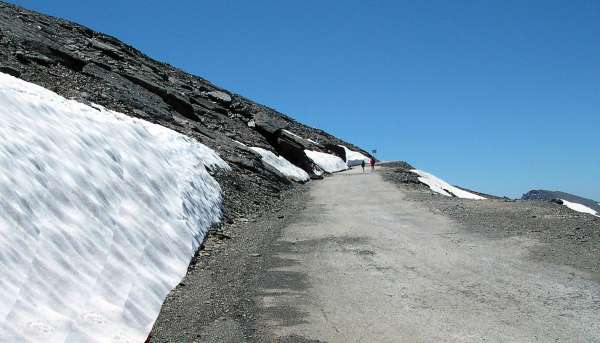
[0,72,229,343]
[250,147,310,182]
[411,169,486,200]
[304,150,348,173]
[560,199,599,217]
[339,145,370,167]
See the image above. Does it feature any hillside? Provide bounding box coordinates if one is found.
[0,2,372,341]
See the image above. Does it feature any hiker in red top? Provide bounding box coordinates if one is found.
[369,158,375,172]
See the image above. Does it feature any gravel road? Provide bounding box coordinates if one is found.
[255,167,600,342]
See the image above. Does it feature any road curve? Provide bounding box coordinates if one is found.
[256,168,600,342]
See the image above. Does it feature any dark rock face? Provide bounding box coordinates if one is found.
[273,130,317,175]
[252,111,287,135]
[522,190,600,212]
[0,64,20,76]
[324,143,346,161]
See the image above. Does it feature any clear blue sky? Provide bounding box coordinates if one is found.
[9,0,600,200]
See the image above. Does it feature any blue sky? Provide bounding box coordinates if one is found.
[9,0,600,200]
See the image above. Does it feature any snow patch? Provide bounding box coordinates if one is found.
[560,199,599,217]
[411,169,486,200]
[305,150,348,173]
[232,139,247,147]
[282,129,306,141]
[250,147,309,182]
[0,72,229,342]
[339,145,370,167]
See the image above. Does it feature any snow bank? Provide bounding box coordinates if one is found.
[339,145,370,167]
[305,150,348,173]
[0,72,229,342]
[411,169,486,200]
[250,147,309,182]
[560,199,599,217]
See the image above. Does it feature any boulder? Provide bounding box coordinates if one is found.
[324,143,346,161]
[206,90,231,104]
[273,132,312,170]
[253,111,287,135]
[120,72,196,119]
[88,38,124,60]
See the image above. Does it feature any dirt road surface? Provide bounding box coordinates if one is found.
[256,168,600,342]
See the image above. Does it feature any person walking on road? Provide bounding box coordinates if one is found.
[361,160,366,172]
[370,158,375,172]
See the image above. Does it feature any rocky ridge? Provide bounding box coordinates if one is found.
[522,189,600,213]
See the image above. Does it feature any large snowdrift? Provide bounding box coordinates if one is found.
[250,147,310,182]
[305,150,348,173]
[0,72,229,342]
[339,145,370,167]
[411,169,486,200]
[560,199,599,217]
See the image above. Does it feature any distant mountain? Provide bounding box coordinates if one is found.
[522,190,600,213]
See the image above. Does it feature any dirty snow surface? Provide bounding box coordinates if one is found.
[561,199,599,217]
[411,169,486,200]
[305,150,348,173]
[250,147,309,182]
[339,145,370,167]
[0,72,229,343]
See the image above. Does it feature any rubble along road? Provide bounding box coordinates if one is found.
[255,168,600,342]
